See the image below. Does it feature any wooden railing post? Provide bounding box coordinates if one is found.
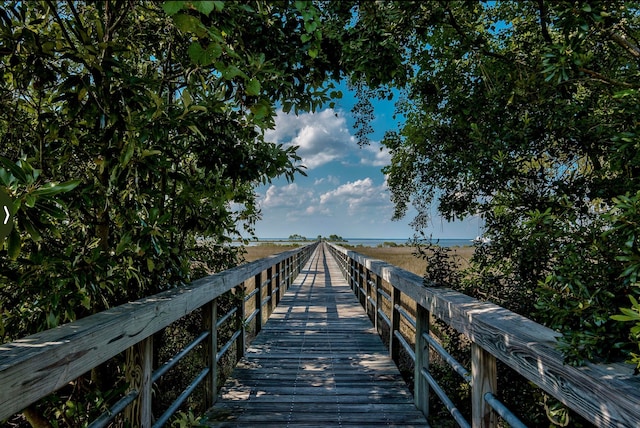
[365,269,372,318]
[415,305,430,417]
[274,266,284,307]
[236,282,246,361]
[254,272,262,334]
[284,258,290,291]
[390,286,401,362]
[268,266,275,309]
[275,262,281,302]
[203,299,218,407]
[269,263,286,300]
[124,336,153,427]
[374,274,381,332]
[350,259,357,293]
[472,343,497,428]
[358,263,365,307]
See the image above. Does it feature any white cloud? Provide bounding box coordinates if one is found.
[264,109,395,170]
[318,178,392,216]
[360,141,392,167]
[262,183,305,209]
[265,109,355,169]
[257,176,394,224]
[314,175,340,186]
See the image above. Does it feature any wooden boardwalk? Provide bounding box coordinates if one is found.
[202,244,429,427]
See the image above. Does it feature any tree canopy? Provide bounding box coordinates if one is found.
[3,0,640,425]
[364,0,640,367]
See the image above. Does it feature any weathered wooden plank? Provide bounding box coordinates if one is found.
[328,243,640,428]
[211,401,426,413]
[0,243,317,422]
[203,245,429,427]
[208,411,427,424]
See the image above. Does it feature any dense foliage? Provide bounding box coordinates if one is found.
[0,0,344,341]
[369,0,640,368]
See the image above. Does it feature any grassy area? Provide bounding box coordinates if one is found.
[242,244,303,262]
[243,243,475,275]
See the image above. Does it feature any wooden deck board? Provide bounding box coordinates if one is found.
[202,244,429,427]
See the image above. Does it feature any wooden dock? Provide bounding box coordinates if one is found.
[202,244,429,427]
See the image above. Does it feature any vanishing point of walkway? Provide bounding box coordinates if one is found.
[202,244,429,427]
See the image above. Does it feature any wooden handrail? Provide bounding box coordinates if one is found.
[0,242,318,424]
[326,242,640,428]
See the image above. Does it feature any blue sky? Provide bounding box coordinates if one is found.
[250,83,481,240]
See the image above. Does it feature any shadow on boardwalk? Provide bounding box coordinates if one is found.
[202,245,429,427]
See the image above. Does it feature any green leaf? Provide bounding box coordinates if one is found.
[22,219,42,242]
[246,78,261,96]
[32,180,81,197]
[187,124,205,139]
[141,149,162,158]
[222,65,246,80]
[162,1,185,16]
[116,233,131,255]
[250,102,271,121]
[120,141,135,167]
[37,202,65,220]
[0,156,29,184]
[187,42,221,66]
[304,20,317,33]
[173,13,206,37]
[612,314,638,322]
[7,227,20,260]
[192,1,216,16]
[25,193,36,208]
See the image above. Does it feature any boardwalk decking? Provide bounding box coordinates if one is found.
[202,244,429,427]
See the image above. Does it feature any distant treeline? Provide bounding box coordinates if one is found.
[288,234,347,242]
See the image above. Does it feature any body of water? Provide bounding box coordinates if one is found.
[246,238,474,247]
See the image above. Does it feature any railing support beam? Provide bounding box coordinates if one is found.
[267,266,275,309]
[375,274,381,332]
[472,343,497,428]
[236,283,246,361]
[415,304,430,417]
[254,272,262,334]
[124,335,153,427]
[390,286,401,362]
[276,262,280,304]
[365,269,372,319]
[203,299,217,407]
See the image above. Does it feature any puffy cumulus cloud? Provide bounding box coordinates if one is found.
[319,178,392,216]
[314,175,340,186]
[262,183,305,209]
[360,141,392,167]
[305,205,331,216]
[265,109,355,169]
